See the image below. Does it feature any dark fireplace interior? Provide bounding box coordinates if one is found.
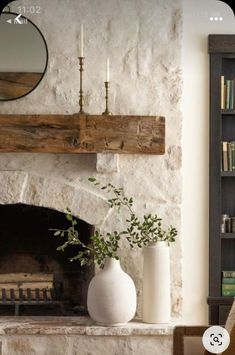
[0,203,94,316]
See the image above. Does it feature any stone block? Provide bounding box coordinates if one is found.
[0,317,174,355]
[0,171,27,204]
[22,174,110,227]
[71,187,109,226]
[96,154,119,174]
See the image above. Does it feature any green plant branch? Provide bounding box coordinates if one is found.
[89,177,178,247]
[50,179,178,269]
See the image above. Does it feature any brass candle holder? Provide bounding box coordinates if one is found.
[102,81,112,115]
[78,57,85,114]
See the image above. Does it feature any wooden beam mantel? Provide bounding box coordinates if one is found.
[0,113,165,154]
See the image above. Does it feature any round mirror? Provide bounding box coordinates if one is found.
[0,12,48,101]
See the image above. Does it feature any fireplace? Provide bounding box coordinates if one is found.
[0,203,94,316]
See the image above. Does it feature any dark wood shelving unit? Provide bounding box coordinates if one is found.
[208,296,234,305]
[221,110,235,115]
[221,233,235,239]
[208,34,235,325]
[221,171,235,177]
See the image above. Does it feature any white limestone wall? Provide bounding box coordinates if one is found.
[0,334,172,355]
[0,317,174,355]
[0,0,183,319]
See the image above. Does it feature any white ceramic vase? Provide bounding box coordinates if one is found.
[142,241,171,323]
[87,257,137,326]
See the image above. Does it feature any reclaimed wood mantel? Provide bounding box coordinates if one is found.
[0,113,165,154]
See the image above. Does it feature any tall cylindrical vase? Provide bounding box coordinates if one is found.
[87,257,137,326]
[142,241,171,323]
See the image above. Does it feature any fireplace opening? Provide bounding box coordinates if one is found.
[0,204,94,316]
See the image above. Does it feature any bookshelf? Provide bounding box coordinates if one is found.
[221,233,235,239]
[221,110,235,115]
[221,172,235,177]
[209,35,235,325]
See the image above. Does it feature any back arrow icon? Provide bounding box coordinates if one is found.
[14,14,22,24]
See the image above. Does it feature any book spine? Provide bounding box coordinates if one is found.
[226,80,230,109]
[228,142,232,171]
[222,289,235,296]
[222,141,228,171]
[231,142,235,170]
[222,284,235,296]
[223,277,235,284]
[224,84,227,108]
[230,80,234,110]
[221,142,223,171]
[222,284,235,290]
[221,76,225,109]
[222,271,235,278]
[234,79,235,109]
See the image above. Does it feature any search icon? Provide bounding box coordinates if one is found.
[203,326,230,354]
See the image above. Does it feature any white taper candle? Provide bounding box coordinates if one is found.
[80,24,84,57]
[106,58,110,82]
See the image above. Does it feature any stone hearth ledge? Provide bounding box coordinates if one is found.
[0,317,176,336]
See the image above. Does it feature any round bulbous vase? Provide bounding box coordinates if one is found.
[142,241,171,324]
[87,257,137,326]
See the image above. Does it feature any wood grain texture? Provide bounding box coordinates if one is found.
[0,282,53,289]
[0,273,54,300]
[208,35,235,325]
[0,72,42,100]
[0,273,53,283]
[173,326,211,355]
[0,114,165,154]
[208,35,235,53]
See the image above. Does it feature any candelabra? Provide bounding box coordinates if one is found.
[102,81,112,115]
[78,57,85,114]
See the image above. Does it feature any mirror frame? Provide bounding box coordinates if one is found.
[0,11,49,102]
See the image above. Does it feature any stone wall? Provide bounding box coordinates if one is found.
[0,317,174,355]
[0,0,183,318]
[1,334,173,355]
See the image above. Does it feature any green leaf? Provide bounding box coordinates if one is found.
[66,214,72,221]
[80,259,87,266]
[88,177,96,182]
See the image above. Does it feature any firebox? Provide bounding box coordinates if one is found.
[0,204,94,316]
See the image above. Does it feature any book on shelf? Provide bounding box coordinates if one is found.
[231,80,234,109]
[222,284,235,296]
[228,142,232,170]
[226,79,230,109]
[232,142,235,170]
[222,141,228,171]
[221,141,235,171]
[221,76,235,110]
[221,76,225,109]
[222,271,235,295]
[223,277,235,284]
[222,290,235,296]
[222,271,235,278]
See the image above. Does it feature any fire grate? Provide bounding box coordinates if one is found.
[0,288,65,316]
